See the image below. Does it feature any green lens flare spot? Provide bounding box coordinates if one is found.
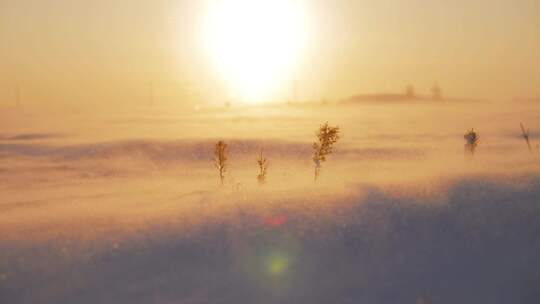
[266,254,289,276]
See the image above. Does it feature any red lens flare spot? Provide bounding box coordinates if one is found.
[264,215,287,227]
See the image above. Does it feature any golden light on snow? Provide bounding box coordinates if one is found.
[203,0,308,103]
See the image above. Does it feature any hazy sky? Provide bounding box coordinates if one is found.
[1,0,539,107]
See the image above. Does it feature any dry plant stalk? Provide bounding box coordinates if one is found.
[214,141,228,185]
[256,149,268,185]
[464,128,479,157]
[312,122,340,182]
[520,122,532,152]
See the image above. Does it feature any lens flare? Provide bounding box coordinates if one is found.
[265,253,290,276]
[264,215,287,227]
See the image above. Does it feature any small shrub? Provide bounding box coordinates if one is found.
[464,128,479,156]
[520,122,532,152]
[214,141,228,185]
[312,122,340,182]
[256,149,268,185]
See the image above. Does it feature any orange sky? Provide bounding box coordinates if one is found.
[1,0,539,107]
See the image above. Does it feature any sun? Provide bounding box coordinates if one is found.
[203,0,308,103]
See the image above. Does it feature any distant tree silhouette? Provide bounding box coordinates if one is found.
[15,84,21,108]
[432,83,442,100]
[406,85,415,99]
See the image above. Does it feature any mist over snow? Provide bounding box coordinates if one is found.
[1,101,540,303]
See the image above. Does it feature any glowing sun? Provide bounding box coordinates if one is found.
[203,0,308,103]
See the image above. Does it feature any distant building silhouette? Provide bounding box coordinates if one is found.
[341,82,471,104]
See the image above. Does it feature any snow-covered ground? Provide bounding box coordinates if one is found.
[1,101,540,303]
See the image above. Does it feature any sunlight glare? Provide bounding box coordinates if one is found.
[203,0,308,103]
